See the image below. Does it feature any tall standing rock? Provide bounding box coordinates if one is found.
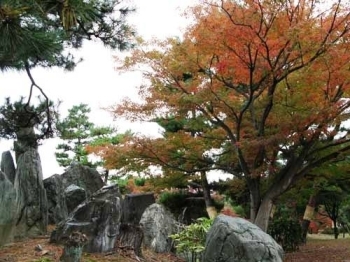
[14,149,48,239]
[44,174,69,225]
[140,203,178,253]
[0,171,17,246]
[50,185,122,253]
[1,151,16,184]
[121,193,155,224]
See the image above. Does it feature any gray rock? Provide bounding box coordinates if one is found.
[13,127,37,162]
[64,184,87,214]
[14,149,48,239]
[1,151,16,184]
[44,174,69,224]
[61,164,104,197]
[0,171,17,246]
[50,185,122,253]
[140,203,177,253]
[203,215,284,262]
[121,193,155,224]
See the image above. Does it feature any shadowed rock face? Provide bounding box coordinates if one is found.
[44,164,104,225]
[1,151,16,184]
[44,174,69,225]
[203,215,284,262]
[121,193,155,224]
[140,203,177,253]
[64,184,87,214]
[61,164,104,197]
[0,171,17,246]
[14,149,48,239]
[50,185,122,253]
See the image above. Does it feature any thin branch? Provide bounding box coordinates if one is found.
[24,62,53,139]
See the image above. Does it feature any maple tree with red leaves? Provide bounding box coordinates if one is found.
[89,0,350,231]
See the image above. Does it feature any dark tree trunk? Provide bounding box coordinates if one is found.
[117,223,143,257]
[60,231,87,262]
[334,218,339,239]
[103,169,109,185]
[200,171,217,219]
[301,193,317,243]
[246,178,261,221]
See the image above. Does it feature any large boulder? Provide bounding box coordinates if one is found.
[1,151,16,184]
[121,193,155,224]
[64,184,87,214]
[14,149,48,239]
[44,174,69,224]
[140,203,177,253]
[203,215,284,262]
[61,164,104,197]
[0,171,17,246]
[50,185,122,253]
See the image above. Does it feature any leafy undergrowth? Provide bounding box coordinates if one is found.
[2,233,350,262]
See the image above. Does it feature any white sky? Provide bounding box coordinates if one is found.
[0,0,199,177]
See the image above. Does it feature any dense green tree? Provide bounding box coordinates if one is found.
[318,185,346,239]
[55,103,115,168]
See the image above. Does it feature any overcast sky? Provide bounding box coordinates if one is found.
[0,0,199,177]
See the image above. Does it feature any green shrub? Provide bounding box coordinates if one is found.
[158,191,188,217]
[232,205,246,217]
[171,217,213,262]
[134,177,146,186]
[268,207,303,252]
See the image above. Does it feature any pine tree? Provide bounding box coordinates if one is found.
[0,96,59,159]
[55,103,115,168]
[0,0,135,71]
[0,0,136,135]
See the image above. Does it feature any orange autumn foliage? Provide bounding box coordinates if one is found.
[92,0,350,231]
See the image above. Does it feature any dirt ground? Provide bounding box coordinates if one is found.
[1,234,350,262]
[0,234,184,262]
[284,236,350,262]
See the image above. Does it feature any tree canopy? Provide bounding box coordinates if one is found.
[0,0,136,136]
[92,0,350,231]
[56,103,117,169]
[0,0,135,71]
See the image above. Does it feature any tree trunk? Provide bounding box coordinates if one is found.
[333,218,339,239]
[104,169,109,185]
[200,171,217,219]
[254,197,274,232]
[301,194,317,243]
[246,178,261,221]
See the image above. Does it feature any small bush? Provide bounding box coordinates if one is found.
[158,191,188,217]
[114,177,129,194]
[134,177,146,186]
[233,205,246,217]
[171,217,213,262]
[268,210,303,252]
